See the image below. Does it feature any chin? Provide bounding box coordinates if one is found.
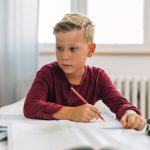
[63,70,74,74]
[60,66,74,74]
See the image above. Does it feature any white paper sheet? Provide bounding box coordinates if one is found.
[8,121,119,150]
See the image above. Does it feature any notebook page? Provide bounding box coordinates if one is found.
[8,121,94,150]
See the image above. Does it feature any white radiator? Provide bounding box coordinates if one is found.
[111,76,150,119]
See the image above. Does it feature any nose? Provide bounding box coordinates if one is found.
[61,50,70,60]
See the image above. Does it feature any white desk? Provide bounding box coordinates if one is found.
[0,112,150,150]
[0,100,150,150]
[0,141,7,150]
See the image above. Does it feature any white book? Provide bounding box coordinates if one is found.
[6,112,150,150]
[8,120,117,150]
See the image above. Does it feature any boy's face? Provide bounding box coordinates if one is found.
[55,30,95,77]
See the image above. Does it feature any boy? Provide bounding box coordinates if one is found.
[24,13,146,130]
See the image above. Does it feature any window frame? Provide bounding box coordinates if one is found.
[39,0,150,55]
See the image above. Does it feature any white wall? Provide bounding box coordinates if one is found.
[38,54,150,77]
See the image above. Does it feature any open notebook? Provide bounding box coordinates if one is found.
[7,118,150,150]
[2,113,150,150]
[8,119,122,150]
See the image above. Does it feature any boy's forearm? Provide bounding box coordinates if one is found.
[52,106,74,120]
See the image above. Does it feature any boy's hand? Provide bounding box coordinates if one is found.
[52,104,101,122]
[71,104,101,122]
[121,110,146,130]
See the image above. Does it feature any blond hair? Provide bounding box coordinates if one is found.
[53,13,95,44]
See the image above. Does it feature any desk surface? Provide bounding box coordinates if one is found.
[0,112,150,150]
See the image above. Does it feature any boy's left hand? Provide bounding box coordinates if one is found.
[121,110,146,131]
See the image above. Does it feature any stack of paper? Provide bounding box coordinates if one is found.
[0,126,7,141]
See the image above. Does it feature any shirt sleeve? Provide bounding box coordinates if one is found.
[99,70,141,120]
[23,66,63,120]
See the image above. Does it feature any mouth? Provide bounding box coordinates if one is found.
[61,64,73,69]
[62,64,72,67]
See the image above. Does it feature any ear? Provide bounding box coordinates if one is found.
[88,43,96,57]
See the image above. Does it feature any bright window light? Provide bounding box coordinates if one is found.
[38,0,71,44]
[87,0,144,44]
[38,0,144,45]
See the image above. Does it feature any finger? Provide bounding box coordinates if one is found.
[139,119,146,130]
[130,117,141,129]
[88,110,99,120]
[126,114,136,128]
[134,118,146,131]
[121,115,127,128]
[86,115,93,123]
[83,118,90,123]
[89,105,101,116]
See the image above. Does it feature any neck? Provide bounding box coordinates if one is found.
[66,69,84,85]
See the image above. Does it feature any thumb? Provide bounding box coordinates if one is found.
[121,114,128,128]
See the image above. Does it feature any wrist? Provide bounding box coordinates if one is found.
[124,110,137,115]
[52,106,73,120]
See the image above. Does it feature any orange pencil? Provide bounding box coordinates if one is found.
[70,87,105,121]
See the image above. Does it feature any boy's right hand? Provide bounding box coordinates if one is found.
[53,104,101,122]
[71,104,101,122]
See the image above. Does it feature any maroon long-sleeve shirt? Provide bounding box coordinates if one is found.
[24,62,140,120]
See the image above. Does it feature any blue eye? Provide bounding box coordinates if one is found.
[69,47,78,52]
[56,47,63,52]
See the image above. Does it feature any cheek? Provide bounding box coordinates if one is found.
[56,53,60,61]
[77,54,87,64]
[81,51,89,58]
[56,51,60,57]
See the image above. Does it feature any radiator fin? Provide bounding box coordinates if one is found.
[111,76,150,119]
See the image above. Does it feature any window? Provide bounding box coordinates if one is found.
[38,0,150,53]
[88,0,143,44]
[38,0,71,44]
